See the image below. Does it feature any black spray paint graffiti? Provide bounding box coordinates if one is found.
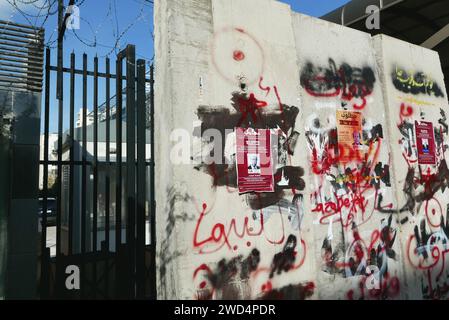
[378,150,449,217]
[195,235,311,300]
[301,84,397,286]
[259,282,315,300]
[159,186,194,299]
[194,249,261,300]
[269,234,297,278]
[322,215,397,279]
[389,108,449,217]
[408,213,449,299]
[300,58,376,109]
[392,103,449,299]
[392,66,445,98]
[305,111,390,204]
[194,91,304,229]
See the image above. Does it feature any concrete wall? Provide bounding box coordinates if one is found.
[154,0,449,300]
[374,34,449,300]
[294,15,403,300]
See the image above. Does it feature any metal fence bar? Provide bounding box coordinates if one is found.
[115,55,123,298]
[93,55,99,298]
[105,56,111,298]
[125,45,136,298]
[81,53,87,298]
[115,56,123,254]
[69,52,75,256]
[56,45,64,261]
[136,59,146,299]
[48,66,150,82]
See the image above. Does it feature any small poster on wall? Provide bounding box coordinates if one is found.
[236,128,274,194]
[336,110,363,163]
[415,121,436,165]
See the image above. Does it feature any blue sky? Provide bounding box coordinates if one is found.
[0,0,350,132]
[284,0,350,17]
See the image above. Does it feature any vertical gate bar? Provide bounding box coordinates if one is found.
[69,52,75,256]
[56,91,63,296]
[56,103,63,259]
[136,59,146,299]
[115,57,122,256]
[93,56,98,253]
[93,55,99,298]
[56,0,64,262]
[115,56,123,298]
[125,45,136,298]
[40,47,50,298]
[149,64,156,299]
[81,53,87,298]
[105,57,111,298]
[56,0,63,100]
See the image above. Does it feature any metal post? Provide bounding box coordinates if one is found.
[115,55,123,297]
[69,52,75,255]
[125,45,136,298]
[81,52,87,298]
[104,56,111,298]
[55,0,64,298]
[136,59,146,299]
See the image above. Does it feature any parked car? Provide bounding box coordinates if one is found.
[38,198,57,226]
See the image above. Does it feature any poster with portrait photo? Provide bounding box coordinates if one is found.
[235,128,274,194]
[247,154,261,174]
[415,121,436,164]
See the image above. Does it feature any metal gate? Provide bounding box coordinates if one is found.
[39,44,156,299]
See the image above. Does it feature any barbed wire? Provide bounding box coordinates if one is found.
[2,0,154,58]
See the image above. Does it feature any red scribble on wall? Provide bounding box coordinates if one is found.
[309,133,389,227]
[406,234,449,280]
[406,230,449,299]
[233,50,245,61]
[193,202,285,254]
[311,136,382,175]
[211,27,265,85]
[312,192,368,227]
[192,237,308,299]
[193,264,214,300]
[425,197,443,228]
[346,272,400,300]
[258,77,271,96]
[257,77,293,156]
[236,93,268,127]
[399,103,414,123]
[398,103,418,167]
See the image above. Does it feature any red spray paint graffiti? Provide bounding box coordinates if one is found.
[193,202,286,254]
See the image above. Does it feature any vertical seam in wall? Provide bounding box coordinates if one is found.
[371,35,409,300]
[289,12,321,300]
